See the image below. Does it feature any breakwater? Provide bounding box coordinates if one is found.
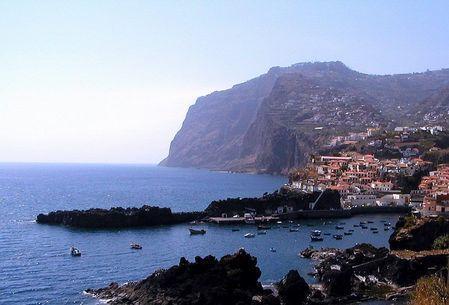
[36,205,206,228]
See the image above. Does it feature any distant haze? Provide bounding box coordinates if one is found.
[1,1,448,164]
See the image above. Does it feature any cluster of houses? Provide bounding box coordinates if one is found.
[290,153,433,208]
[420,165,449,214]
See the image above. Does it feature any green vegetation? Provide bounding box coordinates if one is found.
[410,275,449,305]
[432,234,449,250]
[403,215,416,228]
[422,149,449,166]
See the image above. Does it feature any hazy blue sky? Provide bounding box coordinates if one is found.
[1,1,449,163]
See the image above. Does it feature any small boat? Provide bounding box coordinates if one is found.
[244,233,255,238]
[189,228,206,235]
[335,225,344,230]
[258,225,271,230]
[361,225,368,229]
[353,224,360,227]
[289,228,299,232]
[270,247,277,252]
[232,228,240,232]
[70,246,81,257]
[333,234,343,240]
[348,229,355,232]
[370,227,378,231]
[344,232,352,236]
[384,223,391,227]
[367,220,374,224]
[360,221,367,225]
[380,220,387,223]
[257,230,267,235]
[311,230,322,236]
[277,221,282,224]
[339,222,346,225]
[384,227,390,231]
[130,243,142,250]
[323,232,331,236]
[311,235,324,242]
[372,230,379,234]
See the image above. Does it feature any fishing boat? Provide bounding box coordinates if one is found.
[189,228,206,235]
[370,227,378,231]
[257,230,267,235]
[384,222,391,227]
[353,224,360,227]
[244,233,255,238]
[348,229,355,232]
[130,243,142,250]
[335,225,344,230]
[361,225,368,229]
[384,227,390,231]
[277,221,282,224]
[289,228,299,232]
[372,230,379,234]
[232,228,240,232]
[344,232,352,236]
[359,221,367,225]
[333,234,343,240]
[367,220,374,224]
[270,247,276,252]
[323,232,331,236]
[70,246,81,257]
[310,235,324,242]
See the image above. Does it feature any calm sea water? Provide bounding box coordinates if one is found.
[0,163,401,305]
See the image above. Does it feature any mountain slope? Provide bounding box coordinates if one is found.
[162,62,449,174]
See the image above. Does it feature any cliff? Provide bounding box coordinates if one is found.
[36,205,205,228]
[162,61,449,174]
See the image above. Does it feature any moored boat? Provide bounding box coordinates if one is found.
[244,233,255,238]
[270,247,276,252]
[189,228,206,235]
[130,243,142,250]
[70,246,81,257]
[232,228,240,232]
[335,225,344,230]
[257,225,271,230]
[289,228,299,232]
[257,230,267,235]
[333,234,343,240]
[311,230,321,236]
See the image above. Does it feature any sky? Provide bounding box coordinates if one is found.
[1,1,449,164]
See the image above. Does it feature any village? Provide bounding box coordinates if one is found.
[288,125,449,216]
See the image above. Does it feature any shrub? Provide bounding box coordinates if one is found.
[403,215,416,228]
[432,234,449,250]
[410,275,449,305]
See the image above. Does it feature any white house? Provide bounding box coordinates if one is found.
[345,194,377,207]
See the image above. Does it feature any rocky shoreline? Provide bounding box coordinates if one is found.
[36,205,206,228]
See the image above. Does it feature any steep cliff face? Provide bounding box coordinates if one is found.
[162,62,449,174]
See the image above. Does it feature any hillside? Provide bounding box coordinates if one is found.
[161,62,449,174]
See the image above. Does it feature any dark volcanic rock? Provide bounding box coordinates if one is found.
[205,188,341,217]
[389,216,449,251]
[36,205,205,228]
[86,249,265,305]
[277,270,310,305]
[163,61,449,174]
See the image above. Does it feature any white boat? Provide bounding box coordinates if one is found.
[310,235,323,242]
[130,243,142,250]
[244,233,255,238]
[70,246,81,257]
[257,230,267,235]
[270,247,276,252]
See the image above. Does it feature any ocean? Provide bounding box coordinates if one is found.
[0,163,400,304]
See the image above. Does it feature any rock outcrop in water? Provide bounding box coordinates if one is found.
[86,249,292,305]
[303,243,449,303]
[36,205,205,228]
